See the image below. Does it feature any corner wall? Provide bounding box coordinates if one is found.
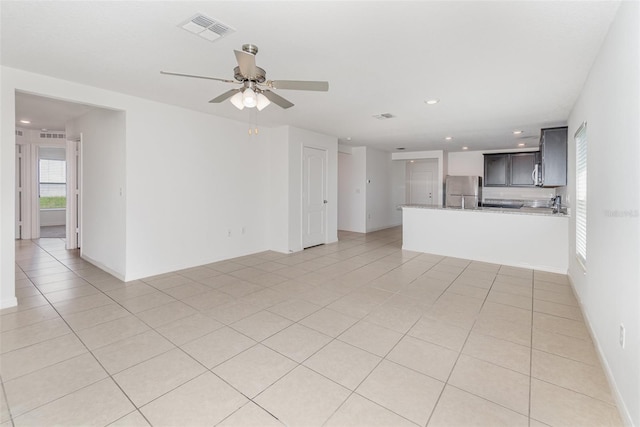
[566,2,639,425]
[67,109,127,278]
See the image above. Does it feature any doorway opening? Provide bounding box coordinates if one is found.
[38,147,67,238]
[406,158,439,205]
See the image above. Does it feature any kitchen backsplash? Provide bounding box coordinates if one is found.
[483,186,556,201]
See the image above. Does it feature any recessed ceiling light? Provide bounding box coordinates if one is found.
[425,99,440,105]
[346,137,352,141]
[445,136,453,141]
[518,143,525,147]
[462,146,469,150]
[41,128,48,131]
[513,130,523,135]
[410,160,415,163]
[19,120,30,124]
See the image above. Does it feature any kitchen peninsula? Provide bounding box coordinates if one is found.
[402,205,568,273]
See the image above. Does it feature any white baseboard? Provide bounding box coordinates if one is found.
[1,297,18,309]
[81,253,125,281]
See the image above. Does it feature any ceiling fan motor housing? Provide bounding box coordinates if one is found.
[234,66,266,83]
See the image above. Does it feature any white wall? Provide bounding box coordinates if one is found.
[566,3,639,425]
[268,126,291,253]
[67,109,127,279]
[338,147,366,232]
[366,147,401,232]
[1,67,280,288]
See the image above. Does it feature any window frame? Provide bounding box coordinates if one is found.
[575,122,587,270]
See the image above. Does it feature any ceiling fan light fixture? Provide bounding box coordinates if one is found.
[256,93,271,111]
[230,91,245,110]
[242,88,257,108]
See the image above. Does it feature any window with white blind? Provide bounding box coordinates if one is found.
[575,123,587,269]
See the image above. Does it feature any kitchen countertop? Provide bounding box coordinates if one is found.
[401,204,570,217]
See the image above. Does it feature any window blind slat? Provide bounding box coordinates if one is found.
[575,123,587,268]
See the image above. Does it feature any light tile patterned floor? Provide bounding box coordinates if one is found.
[1,227,624,426]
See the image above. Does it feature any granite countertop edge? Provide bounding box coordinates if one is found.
[400,204,570,218]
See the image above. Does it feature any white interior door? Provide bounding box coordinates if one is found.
[407,159,439,205]
[66,136,81,249]
[302,146,327,248]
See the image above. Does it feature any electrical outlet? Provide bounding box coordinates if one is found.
[619,324,625,348]
[227,229,232,237]
[241,227,246,235]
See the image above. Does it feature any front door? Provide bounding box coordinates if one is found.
[302,146,327,248]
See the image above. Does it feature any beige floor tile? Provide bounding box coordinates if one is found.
[117,291,175,314]
[230,310,293,341]
[217,402,284,427]
[480,301,532,324]
[0,333,87,381]
[304,340,381,390]
[428,385,528,427]
[533,299,583,321]
[92,330,175,374]
[363,303,423,334]
[448,354,530,415]
[263,324,332,362]
[113,348,206,407]
[181,326,256,368]
[408,316,470,352]
[136,301,198,328]
[63,303,130,330]
[326,393,418,427]
[338,321,403,357]
[0,318,71,354]
[104,282,157,302]
[472,314,532,347]
[530,378,623,427]
[75,315,150,350]
[498,266,533,279]
[462,332,531,375]
[140,372,247,426]
[41,284,101,303]
[532,349,614,403]
[534,271,569,285]
[532,328,600,366]
[1,394,10,424]
[218,280,264,298]
[356,360,444,425]
[299,308,358,337]
[52,293,114,315]
[487,289,532,310]
[154,313,223,346]
[266,298,321,321]
[533,312,590,341]
[492,274,533,290]
[534,280,574,294]
[12,378,134,427]
[0,305,59,332]
[213,344,296,398]
[205,301,263,324]
[387,336,458,381]
[109,410,151,427]
[297,287,344,306]
[255,366,350,427]
[181,289,235,311]
[534,288,578,306]
[447,282,491,299]
[4,353,107,417]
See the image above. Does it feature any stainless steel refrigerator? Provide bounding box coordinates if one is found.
[445,176,482,209]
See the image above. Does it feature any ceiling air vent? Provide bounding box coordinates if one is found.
[373,113,394,120]
[15,130,23,136]
[180,13,235,42]
[39,133,65,139]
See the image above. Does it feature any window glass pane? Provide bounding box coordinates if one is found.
[39,159,66,209]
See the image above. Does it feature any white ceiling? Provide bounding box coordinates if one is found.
[15,92,93,132]
[2,1,620,152]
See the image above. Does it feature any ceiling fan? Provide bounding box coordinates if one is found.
[161,44,329,110]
